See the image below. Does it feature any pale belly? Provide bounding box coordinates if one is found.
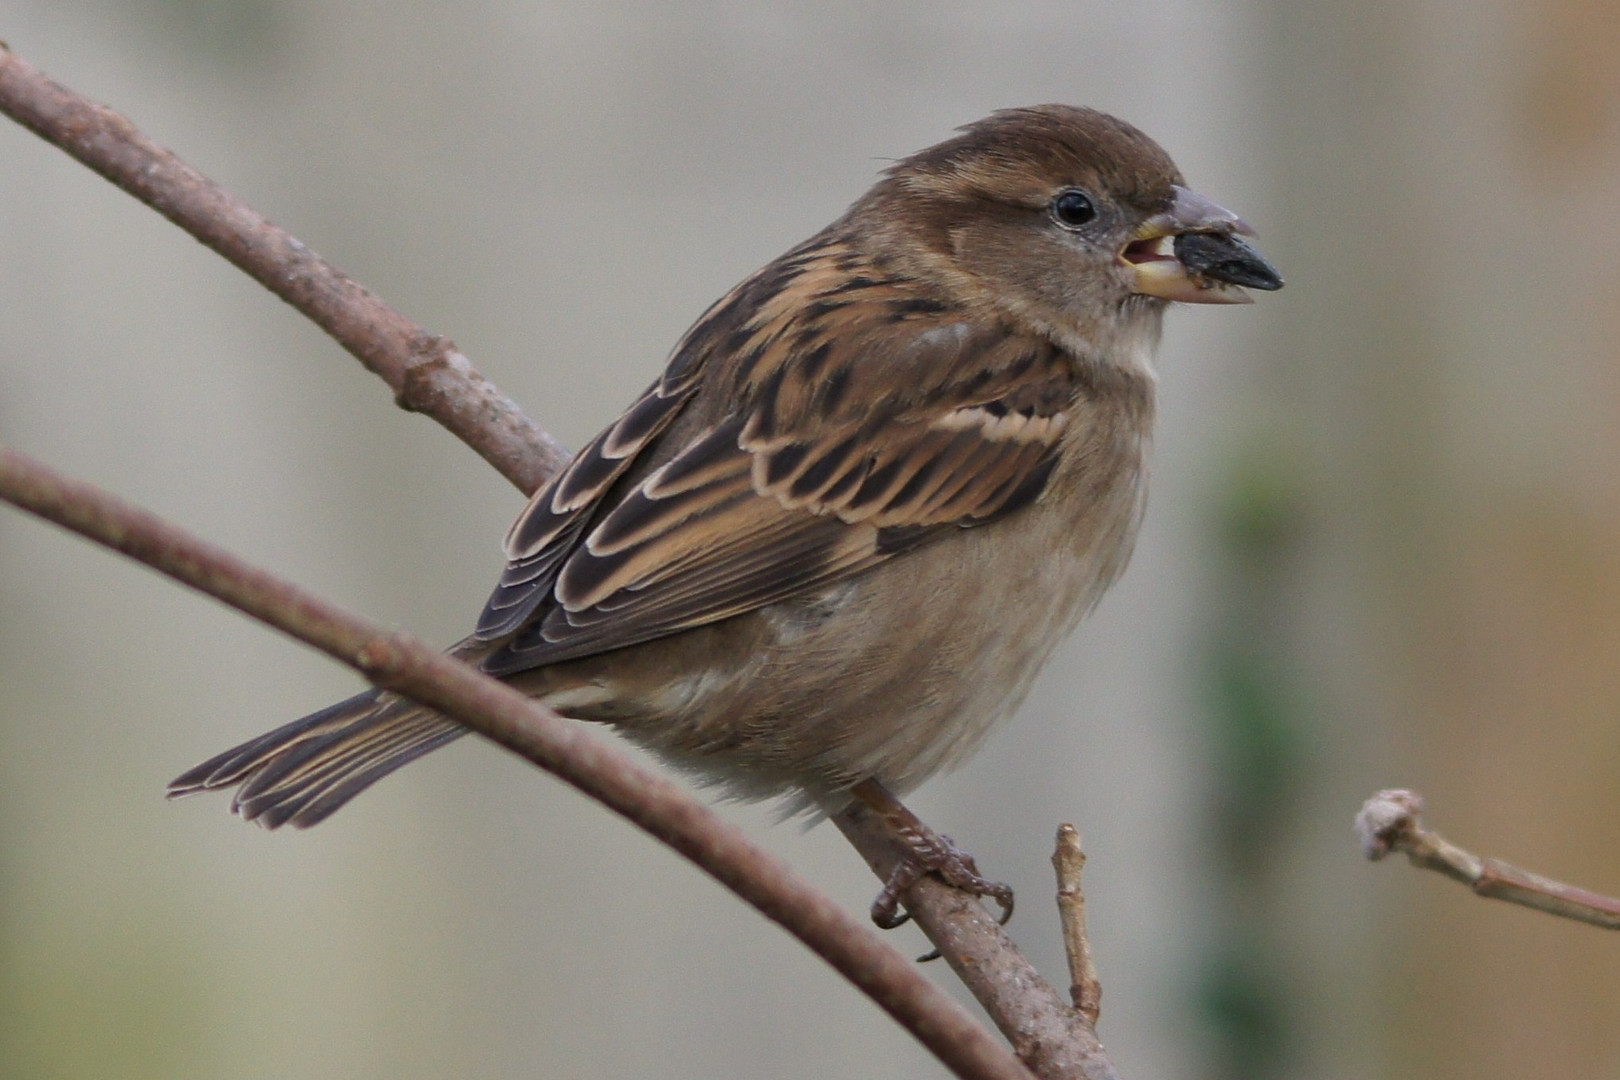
[531,442,1148,812]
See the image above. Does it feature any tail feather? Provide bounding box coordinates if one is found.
[234,709,463,828]
[166,692,378,794]
[167,690,464,828]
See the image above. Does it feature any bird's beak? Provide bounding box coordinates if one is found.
[1120,186,1284,305]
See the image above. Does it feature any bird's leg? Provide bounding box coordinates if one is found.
[849,778,1015,930]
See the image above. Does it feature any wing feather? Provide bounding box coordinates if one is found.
[474,236,1087,676]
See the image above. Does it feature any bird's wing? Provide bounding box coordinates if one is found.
[476,246,1084,675]
[475,369,702,640]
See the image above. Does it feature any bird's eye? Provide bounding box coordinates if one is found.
[1051,189,1097,229]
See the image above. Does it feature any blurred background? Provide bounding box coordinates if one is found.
[2,2,1619,1078]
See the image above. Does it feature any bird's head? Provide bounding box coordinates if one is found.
[864,104,1282,349]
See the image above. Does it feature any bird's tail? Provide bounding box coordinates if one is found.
[166,690,465,829]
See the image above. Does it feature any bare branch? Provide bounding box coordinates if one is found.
[836,807,1122,1080]
[0,43,564,494]
[1357,788,1620,930]
[0,444,1034,1080]
[1052,825,1102,1026]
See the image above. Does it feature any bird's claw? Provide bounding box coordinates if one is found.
[869,827,1015,935]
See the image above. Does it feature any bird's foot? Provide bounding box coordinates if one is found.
[850,779,1015,932]
[869,828,1015,931]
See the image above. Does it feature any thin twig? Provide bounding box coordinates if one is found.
[1052,825,1102,1026]
[1356,789,1620,930]
[0,43,565,495]
[836,808,1121,1080]
[0,444,1033,1080]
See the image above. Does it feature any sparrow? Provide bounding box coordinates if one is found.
[170,105,1280,916]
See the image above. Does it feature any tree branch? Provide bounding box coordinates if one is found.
[0,43,1122,1080]
[0,444,1033,1080]
[1357,788,1620,930]
[837,809,1121,1080]
[0,42,564,495]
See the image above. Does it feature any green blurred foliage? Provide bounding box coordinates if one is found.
[0,911,213,1079]
[1194,440,1313,1080]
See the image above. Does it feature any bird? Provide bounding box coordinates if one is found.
[170,105,1281,920]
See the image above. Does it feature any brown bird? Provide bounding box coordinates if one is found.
[170,105,1280,920]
